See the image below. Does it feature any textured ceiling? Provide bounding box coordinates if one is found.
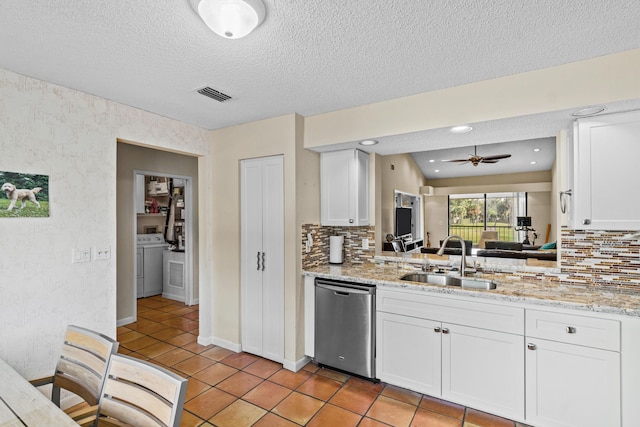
[1,1,639,176]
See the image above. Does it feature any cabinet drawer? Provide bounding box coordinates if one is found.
[526,309,620,351]
[377,289,523,334]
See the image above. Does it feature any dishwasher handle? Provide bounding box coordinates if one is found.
[315,283,373,295]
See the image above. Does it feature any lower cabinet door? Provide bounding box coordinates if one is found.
[526,338,620,427]
[441,323,525,421]
[376,312,441,396]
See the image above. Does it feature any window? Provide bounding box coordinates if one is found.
[448,192,527,244]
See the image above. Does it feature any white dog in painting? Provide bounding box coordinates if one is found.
[1,183,42,211]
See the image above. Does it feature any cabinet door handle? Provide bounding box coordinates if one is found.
[257,251,261,271]
[527,343,537,350]
[349,219,354,224]
[262,252,265,271]
[583,219,591,225]
[559,189,572,214]
[441,328,449,334]
[566,326,576,334]
[434,327,441,333]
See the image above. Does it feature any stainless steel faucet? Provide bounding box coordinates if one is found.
[437,235,466,277]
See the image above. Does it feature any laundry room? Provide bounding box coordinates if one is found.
[116,142,199,325]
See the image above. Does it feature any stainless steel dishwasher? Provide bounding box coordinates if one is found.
[314,278,376,380]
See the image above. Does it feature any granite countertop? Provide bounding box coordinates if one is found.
[303,263,640,317]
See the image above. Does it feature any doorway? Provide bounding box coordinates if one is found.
[116,142,199,327]
[134,171,195,310]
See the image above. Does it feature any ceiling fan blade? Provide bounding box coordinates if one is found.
[481,154,511,161]
[445,159,470,163]
[480,159,500,163]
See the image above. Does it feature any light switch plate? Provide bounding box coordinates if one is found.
[72,248,91,263]
[95,246,111,260]
[362,238,369,250]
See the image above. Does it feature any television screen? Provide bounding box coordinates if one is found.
[395,207,413,238]
[517,216,531,227]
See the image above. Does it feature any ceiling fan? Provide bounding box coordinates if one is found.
[446,146,511,167]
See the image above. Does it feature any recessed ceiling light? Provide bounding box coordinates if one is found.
[530,161,537,165]
[429,159,435,163]
[434,169,440,173]
[571,106,607,117]
[450,125,473,134]
[359,139,379,146]
[533,148,540,152]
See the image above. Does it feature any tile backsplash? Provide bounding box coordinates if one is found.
[561,229,640,290]
[301,226,640,291]
[301,224,376,269]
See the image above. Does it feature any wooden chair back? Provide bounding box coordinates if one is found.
[32,325,118,408]
[97,354,188,427]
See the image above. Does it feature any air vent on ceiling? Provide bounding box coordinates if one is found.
[197,86,232,102]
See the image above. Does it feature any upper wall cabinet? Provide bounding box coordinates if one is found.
[572,110,640,230]
[321,149,369,226]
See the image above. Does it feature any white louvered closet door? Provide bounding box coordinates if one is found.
[240,155,284,363]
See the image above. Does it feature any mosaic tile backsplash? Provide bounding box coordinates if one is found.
[302,226,640,291]
[301,224,376,269]
[561,229,640,290]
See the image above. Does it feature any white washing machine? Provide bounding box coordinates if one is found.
[136,233,169,298]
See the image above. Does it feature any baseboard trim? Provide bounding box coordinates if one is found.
[117,316,135,327]
[283,356,311,372]
[196,336,242,353]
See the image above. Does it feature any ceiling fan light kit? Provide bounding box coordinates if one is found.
[447,145,511,167]
[191,0,265,39]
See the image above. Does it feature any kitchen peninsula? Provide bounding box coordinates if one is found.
[303,257,640,427]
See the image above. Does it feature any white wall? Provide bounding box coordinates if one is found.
[0,68,209,378]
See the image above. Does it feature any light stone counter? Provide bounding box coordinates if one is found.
[303,262,640,317]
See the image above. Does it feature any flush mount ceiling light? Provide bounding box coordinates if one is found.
[450,125,473,134]
[571,105,607,117]
[190,0,265,39]
[359,139,379,146]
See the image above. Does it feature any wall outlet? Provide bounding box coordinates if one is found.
[95,246,111,261]
[72,248,91,263]
[362,238,369,250]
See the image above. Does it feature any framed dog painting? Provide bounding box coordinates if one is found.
[0,171,49,217]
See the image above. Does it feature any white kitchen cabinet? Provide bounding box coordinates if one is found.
[376,311,442,396]
[572,109,640,230]
[321,149,369,226]
[525,309,621,427]
[442,323,524,419]
[241,156,284,363]
[376,288,525,421]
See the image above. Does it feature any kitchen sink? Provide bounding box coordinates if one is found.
[400,273,497,290]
